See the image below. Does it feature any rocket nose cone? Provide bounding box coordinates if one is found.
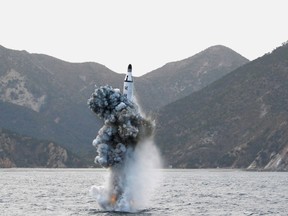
[128,64,132,72]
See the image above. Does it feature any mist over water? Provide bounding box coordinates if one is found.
[88,85,162,212]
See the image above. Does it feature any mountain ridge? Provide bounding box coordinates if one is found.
[0,44,249,166]
[155,43,288,171]
[138,45,249,110]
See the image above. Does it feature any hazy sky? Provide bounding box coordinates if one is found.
[1,0,288,76]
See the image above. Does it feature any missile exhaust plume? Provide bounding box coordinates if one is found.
[88,76,161,212]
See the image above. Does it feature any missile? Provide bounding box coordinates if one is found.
[123,64,133,101]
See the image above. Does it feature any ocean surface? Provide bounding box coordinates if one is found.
[0,169,287,216]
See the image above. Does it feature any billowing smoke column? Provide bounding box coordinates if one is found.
[88,85,153,167]
[88,65,161,212]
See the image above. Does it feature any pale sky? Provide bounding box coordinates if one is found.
[1,0,288,76]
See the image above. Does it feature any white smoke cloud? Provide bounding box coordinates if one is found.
[88,85,162,212]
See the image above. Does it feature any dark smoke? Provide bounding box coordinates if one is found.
[88,85,160,211]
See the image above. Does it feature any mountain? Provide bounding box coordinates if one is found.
[136,45,249,111]
[0,44,248,165]
[0,45,124,160]
[0,128,85,168]
[155,42,288,171]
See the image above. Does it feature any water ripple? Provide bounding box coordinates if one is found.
[0,169,288,215]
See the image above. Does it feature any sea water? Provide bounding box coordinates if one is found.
[0,169,287,215]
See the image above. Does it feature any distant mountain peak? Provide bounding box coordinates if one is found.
[138,45,249,110]
[204,44,231,50]
[193,44,247,60]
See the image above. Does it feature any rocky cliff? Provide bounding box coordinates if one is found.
[0,128,85,168]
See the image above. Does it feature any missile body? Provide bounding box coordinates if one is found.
[123,64,133,101]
